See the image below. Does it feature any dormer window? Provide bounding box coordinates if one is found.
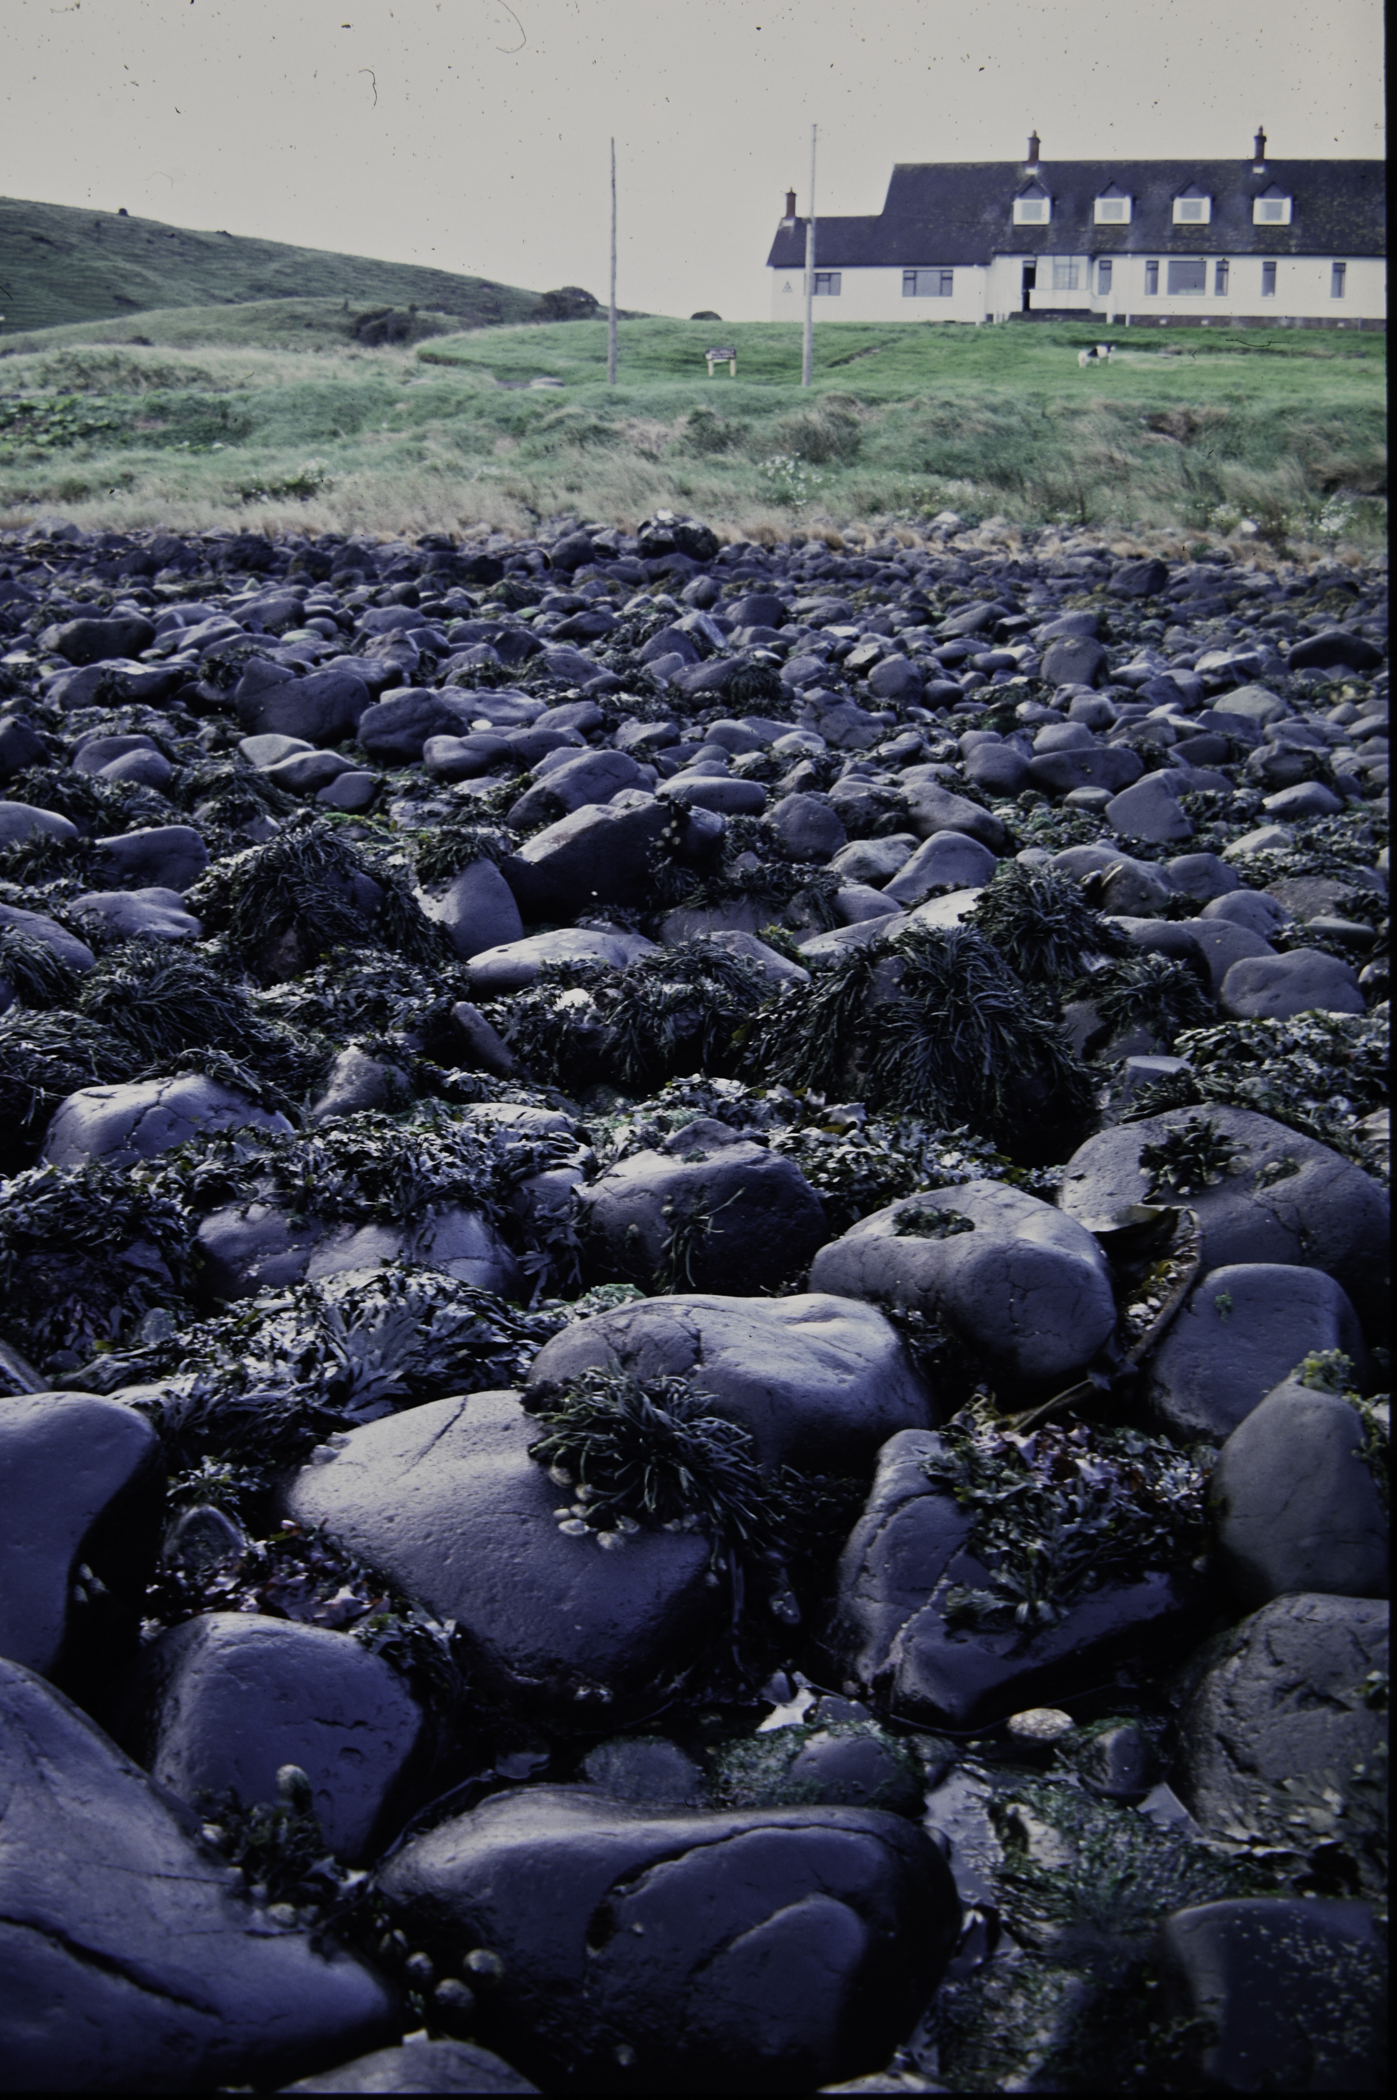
[1172,187,1211,225]
[1013,185,1050,225]
[1253,187,1292,225]
[1094,187,1132,224]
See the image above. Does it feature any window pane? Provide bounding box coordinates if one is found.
[1052,260,1079,291]
[1177,199,1203,220]
[939,271,954,296]
[813,272,841,295]
[1332,263,1347,297]
[1098,260,1113,292]
[1167,259,1206,294]
[1261,261,1277,295]
[1262,201,1284,221]
[1215,260,1229,295]
[1145,261,1159,295]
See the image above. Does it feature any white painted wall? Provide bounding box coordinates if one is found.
[779,251,1385,326]
[769,263,988,323]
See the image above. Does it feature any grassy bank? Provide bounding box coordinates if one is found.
[0,308,1385,548]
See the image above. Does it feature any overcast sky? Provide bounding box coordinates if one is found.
[1,0,1385,321]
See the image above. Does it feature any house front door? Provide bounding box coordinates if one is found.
[1022,263,1036,312]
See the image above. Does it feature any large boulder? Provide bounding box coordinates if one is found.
[1209,1379,1388,1605]
[1176,1592,1388,1854]
[374,1786,959,2095]
[285,2038,539,2093]
[69,886,202,943]
[901,780,1008,853]
[40,612,156,663]
[584,1120,828,1296]
[41,1074,292,1170]
[125,1613,430,1864]
[809,1182,1117,1385]
[1058,1106,1390,1332]
[502,799,673,919]
[89,825,209,893]
[507,748,645,829]
[418,858,524,962]
[831,1428,1193,1729]
[523,1292,932,1476]
[883,830,999,908]
[283,1391,719,1716]
[1145,1264,1366,1439]
[466,927,657,996]
[0,1392,164,1689]
[0,1657,396,2092]
[233,664,371,743]
[1220,947,1366,1020]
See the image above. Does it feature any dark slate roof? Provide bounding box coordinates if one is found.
[766,159,1386,266]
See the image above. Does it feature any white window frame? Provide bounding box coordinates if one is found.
[1166,258,1208,296]
[1144,259,1160,296]
[1253,195,1292,225]
[811,271,842,297]
[902,268,954,298]
[1093,196,1131,224]
[1172,194,1212,225]
[1051,259,1080,292]
[1331,261,1347,299]
[1214,258,1230,296]
[1261,260,1277,297]
[1013,195,1050,225]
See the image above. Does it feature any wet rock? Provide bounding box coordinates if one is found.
[507,748,645,828]
[283,1391,718,1715]
[900,779,1008,853]
[418,858,524,962]
[42,1073,292,1169]
[502,798,673,918]
[90,823,209,892]
[810,1181,1116,1385]
[767,790,848,861]
[0,1656,395,2092]
[1177,1592,1388,1853]
[234,664,372,743]
[0,1391,164,1686]
[964,741,1031,795]
[1059,1106,1390,1332]
[125,1612,430,1864]
[1146,1264,1366,1439]
[0,799,79,845]
[1182,915,1276,995]
[374,1785,958,2095]
[1042,635,1108,687]
[69,885,202,942]
[304,1208,521,1295]
[1220,947,1366,1019]
[466,926,656,995]
[1155,1897,1387,2094]
[40,612,156,663]
[1210,1378,1388,1604]
[195,1201,324,1299]
[1104,770,1195,844]
[524,1292,931,1475]
[579,1736,707,1806]
[309,1046,411,1122]
[1029,744,1145,797]
[883,830,998,908]
[283,2037,540,2093]
[0,899,96,972]
[584,1121,827,1296]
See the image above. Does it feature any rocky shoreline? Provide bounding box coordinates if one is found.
[0,510,1388,2093]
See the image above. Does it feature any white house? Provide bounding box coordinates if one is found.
[768,133,1386,328]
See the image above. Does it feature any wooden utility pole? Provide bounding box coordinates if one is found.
[801,123,817,387]
[608,138,618,386]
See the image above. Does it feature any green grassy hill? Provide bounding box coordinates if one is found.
[0,311,1384,548]
[0,194,545,336]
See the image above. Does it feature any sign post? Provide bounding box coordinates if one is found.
[801,123,817,388]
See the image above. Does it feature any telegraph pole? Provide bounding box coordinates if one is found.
[608,139,618,386]
[801,123,817,387]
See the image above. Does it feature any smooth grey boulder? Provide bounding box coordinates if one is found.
[0,1392,164,1684]
[1220,947,1366,1019]
[671,927,808,988]
[1181,915,1275,995]
[0,1656,396,2093]
[234,664,371,743]
[308,1046,411,1122]
[0,713,47,778]
[303,1208,521,1295]
[1104,770,1195,844]
[40,611,156,663]
[883,829,998,907]
[1210,1380,1388,1604]
[283,2038,540,2093]
[0,799,79,845]
[42,1073,292,1169]
[867,652,923,702]
[1059,1106,1390,1331]
[579,1736,707,1806]
[284,1391,717,1715]
[1288,626,1385,672]
[418,857,524,962]
[126,1613,429,1864]
[1155,1898,1387,2095]
[72,731,164,776]
[661,772,768,816]
[374,1786,959,2096]
[1177,1592,1388,1852]
[1146,1264,1366,1439]
[829,835,919,888]
[964,742,1031,796]
[901,779,1008,852]
[833,1429,1190,1729]
[466,926,657,996]
[507,747,645,829]
[1112,557,1169,597]
[767,790,848,861]
[69,886,202,942]
[524,1292,931,1476]
[261,749,357,795]
[196,1201,324,1300]
[1042,634,1108,687]
[0,899,96,972]
[1028,744,1145,797]
[809,1181,1117,1385]
[584,1121,827,1296]
[357,689,478,761]
[1201,887,1292,936]
[502,798,672,918]
[90,823,209,892]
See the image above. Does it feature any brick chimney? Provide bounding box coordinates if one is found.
[783,189,797,223]
[1253,126,1267,170]
[1026,130,1041,168]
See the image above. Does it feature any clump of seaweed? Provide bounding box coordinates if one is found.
[0,1157,195,1370]
[0,925,81,1008]
[968,861,1123,989]
[0,1008,143,1170]
[920,1399,1209,1636]
[1080,951,1214,1048]
[3,763,173,837]
[76,938,270,1061]
[1139,1114,1240,1200]
[411,817,516,889]
[890,1203,977,1240]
